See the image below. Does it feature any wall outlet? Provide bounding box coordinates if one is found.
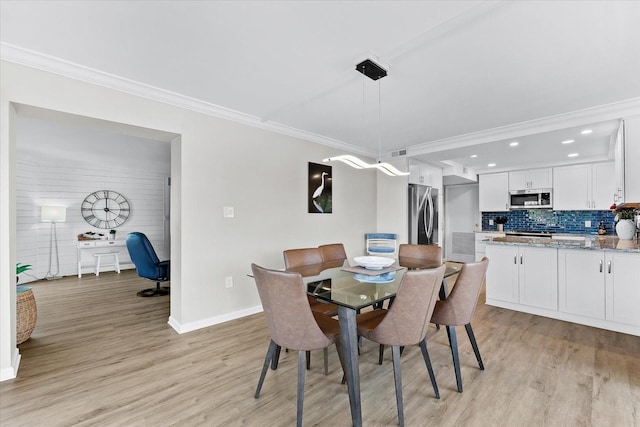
[585,220,591,228]
[489,219,494,225]
[225,276,233,288]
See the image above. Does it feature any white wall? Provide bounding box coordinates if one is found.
[0,60,382,379]
[444,183,480,262]
[15,112,172,280]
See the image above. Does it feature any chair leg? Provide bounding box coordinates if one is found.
[271,345,281,370]
[297,351,306,427]
[465,323,484,370]
[378,344,384,365]
[335,341,347,386]
[306,351,311,370]
[255,340,278,398]
[419,339,440,399]
[391,345,405,427]
[445,325,463,393]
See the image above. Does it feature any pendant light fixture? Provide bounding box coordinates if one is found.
[323,58,409,177]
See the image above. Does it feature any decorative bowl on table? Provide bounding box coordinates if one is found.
[354,272,396,283]
[353,256,395,270]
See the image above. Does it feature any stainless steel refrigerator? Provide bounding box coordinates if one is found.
[408,184,439,245]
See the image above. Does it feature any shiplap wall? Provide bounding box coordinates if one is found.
[16,113,170,282]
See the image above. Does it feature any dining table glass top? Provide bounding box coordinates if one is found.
[289,258,460,311]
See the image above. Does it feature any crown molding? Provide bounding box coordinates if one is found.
[407,97,640,156]
[0,43,373,157]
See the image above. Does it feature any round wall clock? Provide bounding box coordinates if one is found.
[81,190,131,229]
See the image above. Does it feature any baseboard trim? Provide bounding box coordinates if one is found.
[0,348,21,382]
[167,305,263,334]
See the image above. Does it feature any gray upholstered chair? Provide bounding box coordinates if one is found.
[356,265,445,427]
[252,264,343,427]
[430,257,489,392]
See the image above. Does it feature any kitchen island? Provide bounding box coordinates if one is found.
[485,235,640,336]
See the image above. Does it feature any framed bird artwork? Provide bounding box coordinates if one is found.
[308,162,332,213]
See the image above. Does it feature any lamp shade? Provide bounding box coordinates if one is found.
[41,206,67,222]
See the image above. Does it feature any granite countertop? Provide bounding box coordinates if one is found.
[486,235,640,253]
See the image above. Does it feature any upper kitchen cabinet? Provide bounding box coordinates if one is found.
[623,115,640,203]
[553,162,615,210]
[479,172,509,212]
[508,168,552,191]
[409,163,443,190]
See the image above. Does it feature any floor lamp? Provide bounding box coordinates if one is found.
[41,206,66,280]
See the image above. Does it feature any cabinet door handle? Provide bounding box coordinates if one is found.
[514,255,517,264]
[520,254,523,264]
[608,261,612,274]
[599,260,603,273]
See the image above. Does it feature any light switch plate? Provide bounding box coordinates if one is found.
[585,220,591,228]
[225,276,233,288]
[223,206,234,218]
[489,219,494,225]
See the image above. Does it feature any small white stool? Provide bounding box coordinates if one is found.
[93,252,121,276]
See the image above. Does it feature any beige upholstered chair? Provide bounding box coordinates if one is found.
[252,264,344,427]
[283,248,339,374]
[356,266,445,426]
[430,257,489,392]
[318,243,347,263]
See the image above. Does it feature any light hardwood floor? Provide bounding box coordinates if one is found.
[1,270,638,426]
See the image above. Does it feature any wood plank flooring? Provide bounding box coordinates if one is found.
[1,270,638,426]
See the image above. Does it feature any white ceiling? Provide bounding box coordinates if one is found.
[1,1,639,174]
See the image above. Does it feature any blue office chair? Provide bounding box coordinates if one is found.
[126,232,170,297]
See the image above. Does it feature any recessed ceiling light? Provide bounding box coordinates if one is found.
[580,129,593,135]
[470,154,478,158]
[562,139,575,144]
[568,153,579,158]
[488,163,496,167]
[509,141,519,147]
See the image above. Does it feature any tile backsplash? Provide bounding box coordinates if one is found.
[482,210,616,235]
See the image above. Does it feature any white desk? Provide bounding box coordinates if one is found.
[77,240,126,278]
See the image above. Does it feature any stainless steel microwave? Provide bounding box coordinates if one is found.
[509,189,552,209]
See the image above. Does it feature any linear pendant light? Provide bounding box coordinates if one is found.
[323,58,409,177]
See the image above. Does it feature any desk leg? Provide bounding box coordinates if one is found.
[338,305,361,427]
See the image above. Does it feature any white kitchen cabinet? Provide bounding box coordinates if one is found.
[486,244,557,310]
[508,168,552,191]
[409,163,443,190]
[558,249,605,319]
[553,162,615,210]
[605,251,640,326]
[559,249,640,327]
[479,172,509,212]
[623,115,640,203]
[474,232,505,261]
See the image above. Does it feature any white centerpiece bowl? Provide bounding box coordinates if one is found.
[353,256,395,270]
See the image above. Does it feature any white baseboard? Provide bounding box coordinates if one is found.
[0,348,21,382]
[168,305,263,334]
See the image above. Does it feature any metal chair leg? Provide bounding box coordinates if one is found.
[271,345,281,370]
[255,340,278,398]
[378,344,385,365]
[446,325,463,392]
[306,351,311,370]
[465,323,484,370]
[419,339,440,399]
[391,345,405,427]
[297,351,306,427]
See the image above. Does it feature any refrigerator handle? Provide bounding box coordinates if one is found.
[425,187,433,239]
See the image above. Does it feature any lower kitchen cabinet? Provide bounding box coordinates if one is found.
[559,249,640,327]
[486,244,557,310]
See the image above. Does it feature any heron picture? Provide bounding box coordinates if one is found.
[308,162,332,213]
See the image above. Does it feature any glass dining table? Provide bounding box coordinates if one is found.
[286,258,460,427]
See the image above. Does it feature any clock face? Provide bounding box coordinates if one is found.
[81,190,131,229]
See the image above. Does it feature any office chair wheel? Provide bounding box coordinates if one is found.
[137,282,170,297]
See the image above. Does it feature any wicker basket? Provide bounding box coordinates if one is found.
[17,288,37,344]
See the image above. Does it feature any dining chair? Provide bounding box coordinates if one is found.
[318,243,347,263]
[356,265,445,427]
[283,248,339,374]
[430,257,489,393]
[398,243,442,263]
[251,264,344,427]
